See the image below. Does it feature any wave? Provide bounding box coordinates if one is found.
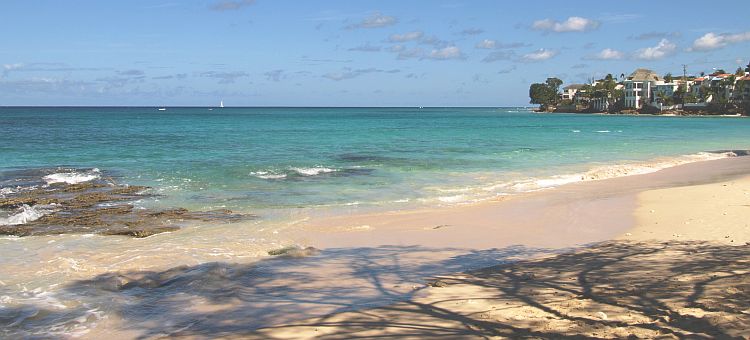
[0,186,18,198]
[250,166,375,180]
[0,204,58,226]
[424,151,740,205]
[290,167,338,176]
[249,171,288,180]
[43,168,101,185]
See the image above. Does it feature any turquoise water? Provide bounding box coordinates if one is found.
[2,107,750,213]
[3,106,750,337]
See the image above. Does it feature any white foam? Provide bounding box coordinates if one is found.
[0,204,57,226]
[291,167,338,176]
[430,151,738,203]
[512,151,736,193]
[43,169,100,185]
[596,130,610,133]
[250,171,287,180]
[437,194,470,203]
[0,187,17,197]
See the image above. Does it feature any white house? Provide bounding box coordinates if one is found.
[652,82,679,102]
[561,84,585,101]
[623,68,660,109]
[589,84,624,112]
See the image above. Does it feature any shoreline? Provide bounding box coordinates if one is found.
[4,155,750,338]
[253,163,750,339]
[290,154,750,250]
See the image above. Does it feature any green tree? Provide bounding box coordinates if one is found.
[664,73,673,83]
[545,77,563,93]
[736,67,745,76]
[529,83,557,110]
[673,84,686,105]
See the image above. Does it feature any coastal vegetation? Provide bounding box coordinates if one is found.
[530,61,750,116]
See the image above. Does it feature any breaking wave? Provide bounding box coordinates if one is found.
[0,204,58,226]
[425,151,740,205]
[43,168,101,185]
[250,166,373,180]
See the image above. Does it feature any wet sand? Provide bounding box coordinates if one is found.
[250,158,750,339]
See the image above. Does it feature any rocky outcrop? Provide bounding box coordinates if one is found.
[0,169,252,237]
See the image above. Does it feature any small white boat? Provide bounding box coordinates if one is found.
[220,100,224,108]
[157,107,166,111]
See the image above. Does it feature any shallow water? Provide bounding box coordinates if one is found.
[2,107,750,337]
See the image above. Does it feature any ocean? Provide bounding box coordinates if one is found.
[3,107,749,212]
[1,106,749,336]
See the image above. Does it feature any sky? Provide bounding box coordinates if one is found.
[0,0,748,106]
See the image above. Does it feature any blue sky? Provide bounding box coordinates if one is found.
[1,0,748,106]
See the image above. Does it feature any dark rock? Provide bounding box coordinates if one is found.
[267,246,320,258]
[0,171,254,238]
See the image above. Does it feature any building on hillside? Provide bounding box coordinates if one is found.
[734,75,750,102]
[691,77,708,99]
[623,68,660,109]
[709,73,736,101]
[588,84,624,112]
[560,84,585,102]
[652,82,679,104]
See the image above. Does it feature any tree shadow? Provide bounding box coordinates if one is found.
[1,244,559,338]
[251,241,750,339]
[2,241,748,339]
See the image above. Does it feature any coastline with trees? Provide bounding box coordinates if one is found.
[530,62,750,116]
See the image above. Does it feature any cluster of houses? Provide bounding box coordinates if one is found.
[560,61,750,113]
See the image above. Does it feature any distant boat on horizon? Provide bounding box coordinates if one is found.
[157,107,166,111]
[220,100,224,108]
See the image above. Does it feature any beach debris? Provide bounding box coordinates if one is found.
[267,245,320,258]
[519,272,536,281]
[596,311,608,320]
[433,224,450,229]
[0,168,252,237]
[428,279,449,287]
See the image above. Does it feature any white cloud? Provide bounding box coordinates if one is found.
[210,0,255,11]
[460,28,484,36]
[425,46,464,60]
[323,68,400,81]
[482,50,515,63]
[388,31,424,42]
[522,48,558,62]
[634,39,676,60]
[690,31,750,51]
[591,48,624,60]
[346,12,397,29]
[532,16,599,33]
[475,39,496,49]
[3,63,24,71]
[348,44,382,52]
[397,48,424,60]
[200,71,249,84]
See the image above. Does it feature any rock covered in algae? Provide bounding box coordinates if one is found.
[0,168,253,238]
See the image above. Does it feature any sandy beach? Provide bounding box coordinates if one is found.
[249,158,750,339]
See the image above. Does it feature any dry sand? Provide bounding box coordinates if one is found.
[250,164,750,339]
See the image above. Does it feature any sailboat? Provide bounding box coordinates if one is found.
[220,100,224,108]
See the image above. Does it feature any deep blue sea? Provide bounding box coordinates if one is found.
[2,106,750,214]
